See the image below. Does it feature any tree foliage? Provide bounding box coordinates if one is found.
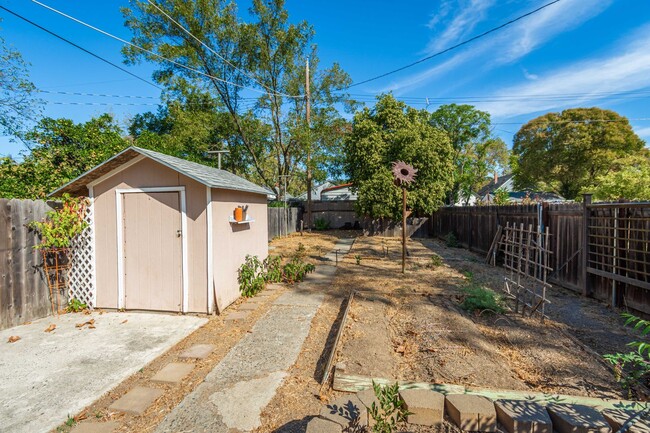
[0,23,41,139]
[512,108,645,200]
[122,0,353,195]
[591,152,650,201]
[430,104,508,204]
[344,94,453,220]
[0,115,128,199]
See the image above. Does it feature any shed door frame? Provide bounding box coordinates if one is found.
[115,187,189,313]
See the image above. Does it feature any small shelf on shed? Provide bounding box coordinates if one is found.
[229,216,255,224]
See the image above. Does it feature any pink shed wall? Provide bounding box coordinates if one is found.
[92,158,208,313]
[211,189,268,310]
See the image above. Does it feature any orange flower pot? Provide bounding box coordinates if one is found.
[234,207,243,222]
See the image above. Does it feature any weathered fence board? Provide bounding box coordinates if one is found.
[0,199,54,330]
[268,207,302,239]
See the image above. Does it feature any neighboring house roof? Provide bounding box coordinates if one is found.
[50,146,272,197]
[478,173,514,197]
[321,182,353,193]
[508,191,565,202]
[294,181,334,201]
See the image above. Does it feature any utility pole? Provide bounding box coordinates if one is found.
[207,149,229,170]
[305,58,312,231]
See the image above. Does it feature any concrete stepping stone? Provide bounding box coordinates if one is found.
[266,283,283,291]
[70,422,119,433]
[400,388,445,427]
[306,417,343,433]
[356,389,380,426]
[151,362,194,385]
[320,395,368,428]
[445,394,497,432]
[224,311,250,322]
[109,386,163,415]
[238,303,259,311]
[601,408,650,433]
[547,404,611,433]
[304,265,337,284]
[495,399,552,433]
[179,344,214,360]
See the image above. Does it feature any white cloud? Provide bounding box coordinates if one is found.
[384,0,612,93]
[475,25,650,118]
[635,126,650,138]
[522,68,538,80]
[425,0,495,53]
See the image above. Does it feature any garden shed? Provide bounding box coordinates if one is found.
[51,146,270,314]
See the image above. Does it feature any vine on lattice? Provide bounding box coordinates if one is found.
[68,201,96,308]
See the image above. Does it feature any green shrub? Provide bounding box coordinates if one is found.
[369,381,410,433]
[314,217,330,231]
[444,232,459,248]
[282,256,315,284]
[430,254,443,267]
[461,286,505,314]
[263,255,282,283]
[604,313,650,395]
[355,254,362,265]
[238,255,265,297]
[30,194,89,249]
[66,298,87,313]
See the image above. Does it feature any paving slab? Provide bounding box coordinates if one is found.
[178,344,215,359]
[495,399,553,433]
[109,386,164,415]
[357,389,380,426]
[445,394,497,432]
[320,395,368,428]
[266,283,284,291]
[0,312,206,433]
[306,417,344,433]
[547,404,611,433]
[303,265,338,283]
[238,303,259,311]
[400,388,445,426]
[273,289,326,307]
[601,408,650,433]
[224,311,251,322]
[70,421,119,433]
[151,362,194,385]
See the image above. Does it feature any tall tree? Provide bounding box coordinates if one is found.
[0,115,128,199]
[0,23,41,140]
[430,104,508,205]
[590,152,650,201]
[512,108,645,200]
[122,0,353,195]
[344,94,453,220]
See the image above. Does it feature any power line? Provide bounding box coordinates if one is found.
[39,90,160,99]
[339,0,562,90]
[31,0,303,99]
[145,0,301,99]
[0,5,161,90]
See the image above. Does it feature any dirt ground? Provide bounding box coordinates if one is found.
[258,232,645,432]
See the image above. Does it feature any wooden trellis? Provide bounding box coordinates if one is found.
[68,200,97,308]
[501,223,552,322]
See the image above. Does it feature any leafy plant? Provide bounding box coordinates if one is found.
[430,254,443,267]
[460,276,505,314]
[355,254,362,265]
[282,256,315,284]
[314,217,330,231]
[66,298,87,313]
[368,381,410,433]
[604,313,650,395]
[262,255,283,283]
[237,255,265,297]
[493,188,510,205]
[444,232,459,248]
[30,194,88,249]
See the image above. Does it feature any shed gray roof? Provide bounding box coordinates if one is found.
[50,146,272,197]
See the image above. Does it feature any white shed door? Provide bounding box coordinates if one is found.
[123,192,182,311]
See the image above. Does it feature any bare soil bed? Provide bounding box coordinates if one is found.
[258,233,644,432]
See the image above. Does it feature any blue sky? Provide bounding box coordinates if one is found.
[2,0,650,158]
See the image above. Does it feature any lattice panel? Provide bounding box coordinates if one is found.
[68,199,96,308]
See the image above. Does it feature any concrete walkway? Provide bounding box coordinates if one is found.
[155,239,354,432]
[0,312,206,433]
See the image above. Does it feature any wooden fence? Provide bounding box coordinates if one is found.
[431,198,650,316]
[0,199,55,330]
[268,206,302,239]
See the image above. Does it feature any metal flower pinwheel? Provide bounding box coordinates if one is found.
[391,161,417,273]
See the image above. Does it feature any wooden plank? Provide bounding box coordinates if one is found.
[587,267,650,291]
[320,290,355,388]
[0,199,13,330]
[332,371,647,410]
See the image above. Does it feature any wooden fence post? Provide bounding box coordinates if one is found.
[581,194,592,297]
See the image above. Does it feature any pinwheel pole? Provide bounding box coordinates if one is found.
[391,161,418,273]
